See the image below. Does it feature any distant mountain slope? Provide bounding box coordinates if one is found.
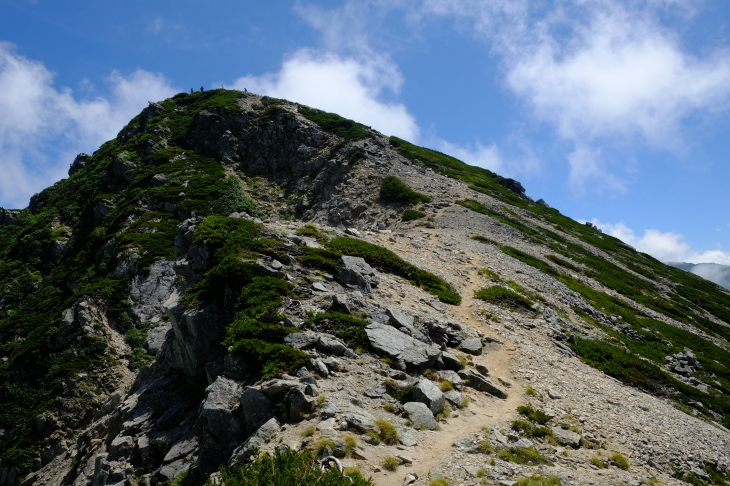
[668,262,730,291]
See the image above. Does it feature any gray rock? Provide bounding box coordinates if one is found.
[440,351,464,371]
[411,379,446,415]
[437,370,463,389]
[145,322,171,357]
[93,199,114,225]
[387,307,415,329]
[109,435,135,460]
[316,335,350,356]
[0,207,19,226]
[68,153,90,176]
[312,281,331,292]
[129,260,176,323]
[331,294,351,314]
[321,403,337,420]
[551,426,581,447]
[460,337,483,355]
[335,256,379,292]
[228,418,281,466]
[547,388,563,399]
[458,369,508,399]
[364,384,387,398]
[399,428,418,446]
[343,412,380,434]
[197,377,244,473]
[284,332,319,350]
[403,402,439,430]
[365,323,441,369]
[476,363,489,376]
[443,390,465,407]
[240,387,274,436]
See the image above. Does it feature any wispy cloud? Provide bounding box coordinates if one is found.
[419,0,730,192]
[591,219,730,265]
[147,17,164,34]
[0,41,178,208]
[231,49,419,141]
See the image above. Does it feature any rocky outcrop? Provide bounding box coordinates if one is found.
[365,323,441,369]
[0,208,19,226]
[68,153,90,176]
[129,260,177,323]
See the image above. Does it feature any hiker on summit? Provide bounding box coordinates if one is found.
[200,86,204,92]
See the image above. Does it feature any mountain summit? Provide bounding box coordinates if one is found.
[0,90,728,486]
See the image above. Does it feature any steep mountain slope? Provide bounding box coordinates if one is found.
[0,89,728,486]
[668,262,730,292]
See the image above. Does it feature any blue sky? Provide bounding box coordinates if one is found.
[1,0,730,265]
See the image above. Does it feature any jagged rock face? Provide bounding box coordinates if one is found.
[1,90,729,486]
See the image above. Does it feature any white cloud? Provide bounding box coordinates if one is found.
[231,49,419,141]
[0,42,177,208]
[418,0,730,192]
[591,220,730,265]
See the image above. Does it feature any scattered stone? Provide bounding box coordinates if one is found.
[547,388,563,399]
[403,402,439,430]
[551,426,581,447]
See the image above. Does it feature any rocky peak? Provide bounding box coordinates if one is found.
[0,89,728,486]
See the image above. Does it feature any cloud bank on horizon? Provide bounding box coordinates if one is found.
[0,0,728,266]
[592,220,730,266]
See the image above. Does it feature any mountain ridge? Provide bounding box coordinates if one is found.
[0,89,728,486]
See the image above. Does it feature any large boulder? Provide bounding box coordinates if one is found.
[411,379,445,415]
[365,323,441,369]
[403,402,439,430]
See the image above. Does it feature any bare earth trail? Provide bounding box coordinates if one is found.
[377,254,524,486]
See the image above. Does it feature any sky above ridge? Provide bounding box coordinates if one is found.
[1,0,729,265]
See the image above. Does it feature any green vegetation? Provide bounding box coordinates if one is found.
[511,419,552,439]
[515,475,563,486]
[477,268,501,280]
[474,286,534,310]
[382,456,400,471]
[497,447,553,466]
[401,209,426,221]
[297,247,343,274]
[383,379,417,403]
[305,312,371,351]
[389,136,528,203]
[374,419,399,445]
[611,452,630,470]
[380,176,431,205]
[216,448,373,486]
[516,405,551,424]
[430,479,452,486]
[325,236,460,304]
[299,106,370,141]
[296,223,327,239]
[471,235,499,245]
